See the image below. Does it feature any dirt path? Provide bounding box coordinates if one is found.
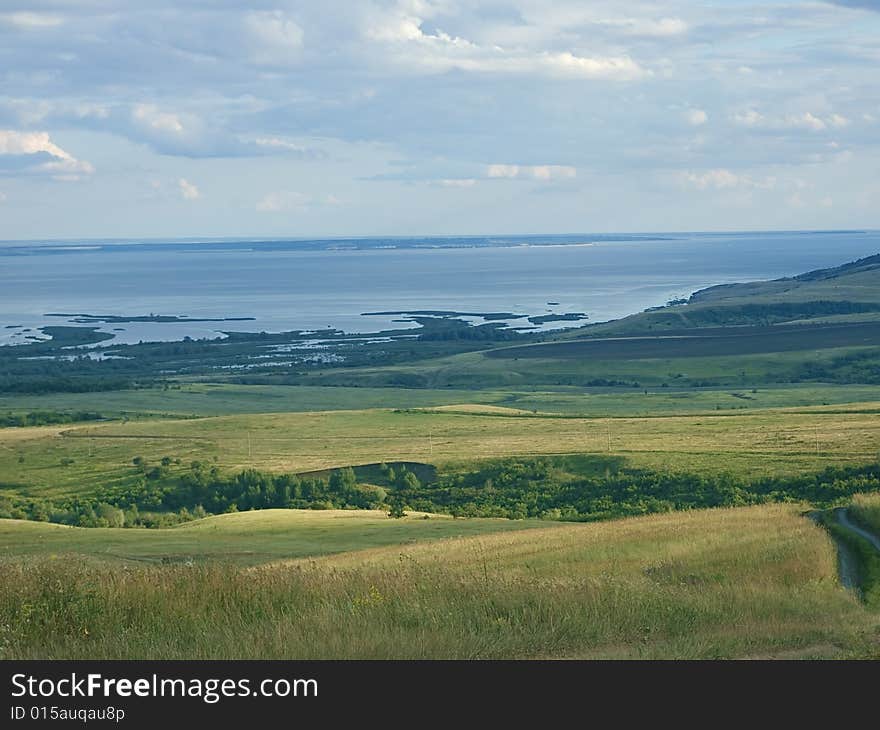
[836,507,880,552]
[819,507,880,596]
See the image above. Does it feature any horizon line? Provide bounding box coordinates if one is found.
[1,228,877,245]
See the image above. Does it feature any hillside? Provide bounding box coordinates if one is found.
[2,504,874,659]
[574,251,880,335]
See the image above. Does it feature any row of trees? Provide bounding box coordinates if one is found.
[0,410,104,428]
[2,456,879,528]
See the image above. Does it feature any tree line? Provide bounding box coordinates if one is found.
[1,456,879,528]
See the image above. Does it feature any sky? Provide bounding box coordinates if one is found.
[1,0,879,239]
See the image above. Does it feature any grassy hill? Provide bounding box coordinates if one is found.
[0,509,548,566]
[585,252,880,333]
[2,503,874,659]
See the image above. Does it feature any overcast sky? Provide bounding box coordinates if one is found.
[1,0,879,239]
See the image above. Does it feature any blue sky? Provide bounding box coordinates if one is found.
[1,0,879,239]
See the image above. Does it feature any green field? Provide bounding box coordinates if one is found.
[283,342,880,390]
[2,504,875,659]
[0,509,549,566]
[3,399,880,501]
[5,381,880,419]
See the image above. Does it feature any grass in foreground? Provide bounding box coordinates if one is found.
[1,504,876,659]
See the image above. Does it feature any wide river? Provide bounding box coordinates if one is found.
[1,230,878,346]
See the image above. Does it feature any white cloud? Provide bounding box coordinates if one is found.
[486,163,520,178]
[787,112,826,131]
[0,130,94,180]
[256,191,312,212]
[435,178,477,187]
[252,137,321,158]
[132,104,185,136]
[732,109,848,132]
[178,178,200,200]
[487,163,576,180]
[245,11,304,66]
[0,12,64,29]
[256,191,340,211]
[603,17,689,38]
[681,168,775,191]
[733,109,764,127]
[685,109,708,126]
[367,15,647,80]
[0,191,6,202]
[255,137,305,152]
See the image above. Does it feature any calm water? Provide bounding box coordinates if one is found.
[1,231,878,346]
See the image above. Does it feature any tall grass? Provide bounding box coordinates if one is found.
[851,493,880,534]
[1,505,874,659]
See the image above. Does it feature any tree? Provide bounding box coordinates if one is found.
[329,466,357,495]
[387,499,406,519]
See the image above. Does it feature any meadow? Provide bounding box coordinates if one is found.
[0,509,548,566]
[3,399,880,503]
[4,381,880,419]
[1,504,874,659]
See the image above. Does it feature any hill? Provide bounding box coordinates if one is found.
[2,503,874,659]
[581,251,880,334]
[0,509,548,566]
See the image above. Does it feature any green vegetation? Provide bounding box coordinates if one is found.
[1,505,873,659]
[850,493,880,534]
[4,402,878,507]
[0,410,104,427]
[0,509,546,566]
[3,252,880,659]
[816,506,880,610]
[4,450,878,529]
[4,382,880,420]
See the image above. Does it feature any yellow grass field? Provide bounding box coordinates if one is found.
[1,503,876,659]
[4,401,880,497]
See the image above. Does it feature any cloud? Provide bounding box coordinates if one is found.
[129,104,221,157]
[732,109,849,132]
[823,1,880,10]
[253,137,324,159]
[244,11,304,66]
[787,112,827,131]
[486,164,576,180]
[601,17,689,38]
[256,191,340,212]
[0,191,6,202]
[786,192,805,208]
[0,130,93,180]
[0,12,64,29]
[127,104,323,159]
[433,178,477,187]
[178,178,200,200]
[681,168,776,191]
[685,109,708,126]
[367,15,647,80]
